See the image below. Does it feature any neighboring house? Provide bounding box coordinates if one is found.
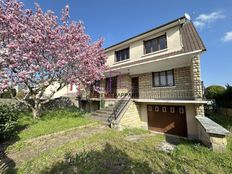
[15,82,78,99]
[80,16,207,139]
[44,83,78,99]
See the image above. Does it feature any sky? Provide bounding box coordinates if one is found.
[20,0,232,87]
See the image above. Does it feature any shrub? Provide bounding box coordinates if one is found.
[0,88,16,98]
[0,104,19,140]
[216,84,232,108]
[205,85,225,99]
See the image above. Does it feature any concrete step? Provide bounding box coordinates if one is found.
[88,115,110,125]
[96,110,112,114]
[91,112,110,118]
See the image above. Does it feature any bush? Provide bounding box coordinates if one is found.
[0,88,17,98]
[205,85,225,99]
[216,84,232,108]
[0,104,19,140]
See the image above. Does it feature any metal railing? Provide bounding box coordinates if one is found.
[108,95,131,127]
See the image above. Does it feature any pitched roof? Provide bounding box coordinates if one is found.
[105,16,186,50]
[105,17,206,53]
[181,21,206,52]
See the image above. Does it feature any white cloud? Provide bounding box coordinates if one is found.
[193,10,225,28]
[222,31,232,42]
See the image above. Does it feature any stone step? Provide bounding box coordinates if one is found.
[91,112,110,118]
[88,115,110,125]
[96,110,112,114]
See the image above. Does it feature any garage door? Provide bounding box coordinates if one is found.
[147,105,187,137]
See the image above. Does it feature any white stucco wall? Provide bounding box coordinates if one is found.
[105,25,182,67]
[44,83,78,99]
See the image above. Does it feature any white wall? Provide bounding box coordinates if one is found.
[105,26,182,67]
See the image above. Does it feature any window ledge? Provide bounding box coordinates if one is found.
[151,86,176,89]
[113,59,130,65]
[142,48,168,58]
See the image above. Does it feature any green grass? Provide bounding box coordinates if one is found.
[208,112,232,132]
[6,111,232,173]
[16,127,232,174]
[5,108,94,152]
[208,112,232,152]
[16,109,94,141]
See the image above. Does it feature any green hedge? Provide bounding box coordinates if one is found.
[0,104,19,140]
[216,85,232,108]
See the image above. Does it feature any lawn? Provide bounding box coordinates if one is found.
[3,111,232,174]
[16,109,94,141]
[5,108,95,152]
[16,128,232,174]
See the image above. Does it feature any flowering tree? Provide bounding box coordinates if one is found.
[0,0,106,118]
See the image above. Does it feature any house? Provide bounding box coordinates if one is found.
[79,16,227,142]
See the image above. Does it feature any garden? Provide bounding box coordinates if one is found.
[0,102,232,173]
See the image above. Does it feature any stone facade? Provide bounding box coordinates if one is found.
[195,104,205,116]
[117,74,131,94]
[118,101,142,129]
[196,116,230,152]
[191,56,203,99]
[97,65,203,101]
[138,66,193,99]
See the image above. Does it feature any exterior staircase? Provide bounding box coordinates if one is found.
[90,96,131,127]
[90,104,115,124]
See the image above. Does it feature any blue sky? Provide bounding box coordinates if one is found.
[20,0,232,87]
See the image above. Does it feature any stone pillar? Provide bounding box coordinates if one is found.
[195,104,205,116]
[191,55,202,100]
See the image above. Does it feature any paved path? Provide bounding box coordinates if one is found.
[2,124,107,166]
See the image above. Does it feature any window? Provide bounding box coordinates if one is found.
[144,34,167,54]
[179,107,185,114]
[170,107,175,113]
[155,106,159,112]
[115,48,129,62]
[152,70,174,87]
[162,107,167,112]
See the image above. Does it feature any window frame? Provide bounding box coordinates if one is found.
[152,70,175,87]
[115,47,130,62]
[144,34,167,54]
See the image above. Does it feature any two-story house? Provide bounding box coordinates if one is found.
[80,16,207,139]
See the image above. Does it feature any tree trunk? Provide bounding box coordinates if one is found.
[32,103,42,119]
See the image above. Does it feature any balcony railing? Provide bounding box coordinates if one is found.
[87,87,193,100]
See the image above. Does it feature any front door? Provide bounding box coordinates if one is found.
[131,77,139,98]
[105,76,117,98]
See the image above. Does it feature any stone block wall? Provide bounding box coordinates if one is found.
[138,66,193,99]
[191,56,203,99]
[118,101,142,128]
[197,121,228,152]
[196,116,229,152]
[195,104,205,116]
[117,74,131,94]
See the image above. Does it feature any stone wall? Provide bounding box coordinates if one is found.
[117,74,131,94]
[196,116,230,152]
[118,101,142,129]
[0,99,18,105]
[195,104,205,116]
[191,56,203,99]
[138,66,193,99]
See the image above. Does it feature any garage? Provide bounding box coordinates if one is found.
[147,105,187,137]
